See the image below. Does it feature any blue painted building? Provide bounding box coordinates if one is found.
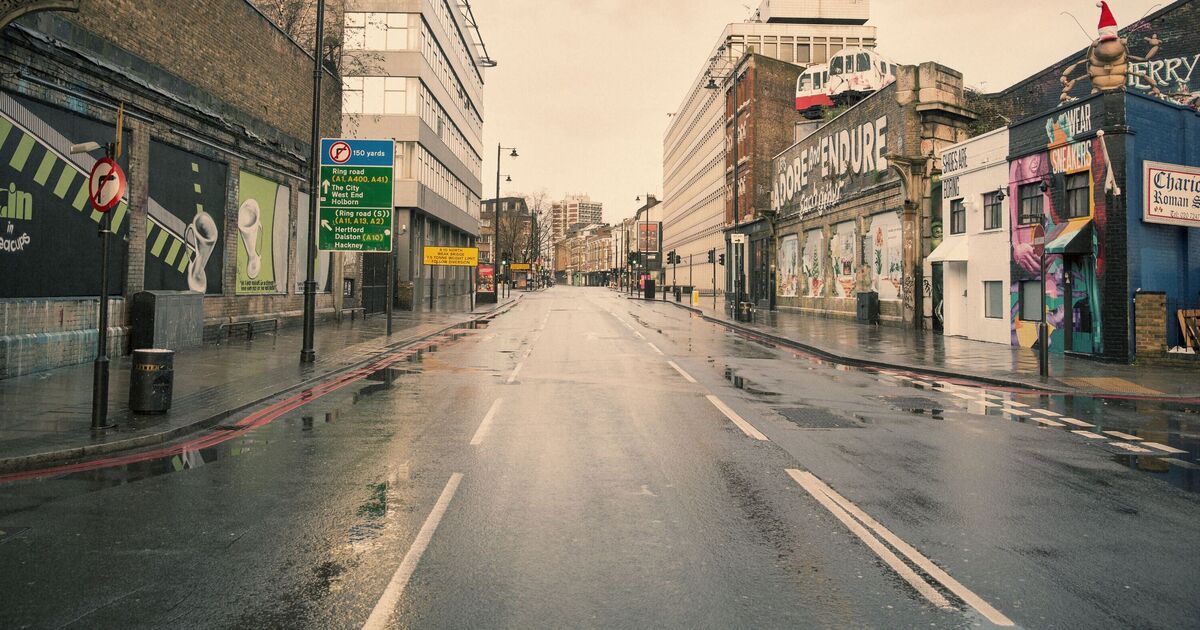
[1006,91,1200,362]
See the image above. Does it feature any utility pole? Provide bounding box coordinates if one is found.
[300,0,325,364]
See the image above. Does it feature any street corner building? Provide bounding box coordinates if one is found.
[769,62,975,326]
[0,0,343,378]
[951,0,1200,363]
[1002,92,1200,363]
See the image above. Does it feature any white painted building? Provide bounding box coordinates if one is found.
[927,128,1012,344]
[661,0,876,296]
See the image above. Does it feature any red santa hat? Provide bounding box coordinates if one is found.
[1097,1,1119,41]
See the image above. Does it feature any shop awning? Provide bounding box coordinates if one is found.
[927,237,968,263]
[1046,219,1093,255]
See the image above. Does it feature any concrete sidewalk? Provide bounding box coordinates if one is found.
[0,298,517,472]
[630,290,1198,399]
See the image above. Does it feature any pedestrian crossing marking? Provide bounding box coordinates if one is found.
[1058,417,1093,428]
[1004,401,1028,408]
[1141,442,1187,455]
[1103,430,1142,441]
[32,151,56,185]
[1110,442,1154,454]
[1003,408,1030,417]
[1035,418,1065,427]
[1030,408,1061,417]
[9,133,34,171]
[1072,430,1105,439]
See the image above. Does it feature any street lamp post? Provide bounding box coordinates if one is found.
[300,0,326,364]
[495,144,518,299]
[1038,179,1050,378]
[705,62,745,319]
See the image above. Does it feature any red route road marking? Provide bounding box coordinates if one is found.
[0,337,448,484]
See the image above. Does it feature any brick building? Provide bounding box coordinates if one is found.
[0,1,342,378]
[770,63,975,326]
[717,52,809,308]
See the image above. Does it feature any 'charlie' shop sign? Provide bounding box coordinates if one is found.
[1144,161,1200,228]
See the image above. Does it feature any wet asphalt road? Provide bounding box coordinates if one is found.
[1,286,1198,629]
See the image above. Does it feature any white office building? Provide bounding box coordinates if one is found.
[662,0,876,295]
[341,0,489,311]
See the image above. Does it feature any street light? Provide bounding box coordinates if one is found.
[495,144,518,299]
[300,0,326,364]
[1038,178,1051,377]
[705,64,745,320]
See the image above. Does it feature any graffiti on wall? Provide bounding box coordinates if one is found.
[778,234,800,298]
[1008,108,1108,353]
[801,228,825,298]
[867,211,903,301]
[830,220,856,298]
[0,93,130,297]
[236,170,290,295]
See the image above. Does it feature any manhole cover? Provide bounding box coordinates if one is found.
[884,396,943,411]
[775,407,859,428]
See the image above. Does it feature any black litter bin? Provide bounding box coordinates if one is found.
[643,279,656,300]
[674,286,682,302]
[129,349,174,413]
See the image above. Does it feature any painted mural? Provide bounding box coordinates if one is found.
[801,228,825,298]
[145,141,227,294]
[0,93,130,297]
[997,0,1200,118]
[778,234,799,298]
[867,211,903,301]
[236,170,290,295]
[1008,105,1107,354]
[830,221,857,298]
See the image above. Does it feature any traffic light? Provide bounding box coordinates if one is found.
[718,253,725,266]
[628,252,637,265]
[707,249,715,264]
[674,253,682,265]
[502,251,510,265]
[667,250,676,264]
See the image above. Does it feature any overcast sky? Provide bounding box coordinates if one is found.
[472,0,1167,222]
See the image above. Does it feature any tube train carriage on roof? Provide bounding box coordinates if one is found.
[795,47,898,118]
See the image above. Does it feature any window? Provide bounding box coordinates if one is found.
[1018,183,1044,225]
[796,44,810,63]
[342,77,363,114]
[949,199,966,235]
[857,53,870,72]
[1020,281,1042,321]
[1066,172,1090,218]
[983,191,1003,230]
[344,12,413,51]
[984,281,1004,319]
[830,55,844,75]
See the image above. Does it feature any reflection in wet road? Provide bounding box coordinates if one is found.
[0,287,1197,629]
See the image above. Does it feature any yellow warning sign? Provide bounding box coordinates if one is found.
[423,246,479,267]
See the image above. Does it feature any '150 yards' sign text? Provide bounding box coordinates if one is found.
[318,138,394,252]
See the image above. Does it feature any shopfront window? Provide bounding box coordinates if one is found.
[949,199,966,235]
[1021,280,1042,321]
[1018,183,1043,225]
[983,192,1002,230]
[1066,172,1090,218]
[984,281,1003,319]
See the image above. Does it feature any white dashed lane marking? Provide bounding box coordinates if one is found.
[1103,430,1143,441]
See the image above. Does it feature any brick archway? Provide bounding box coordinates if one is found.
[0,0,79,30]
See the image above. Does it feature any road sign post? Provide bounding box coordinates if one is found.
[316,138,395,336]
[87,152,126,430]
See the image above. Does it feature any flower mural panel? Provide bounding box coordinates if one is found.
[830,221,857,298]
[801,228,825,298]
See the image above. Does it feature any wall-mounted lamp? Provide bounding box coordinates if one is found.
[1039,179,1051,194]
[995,186,1007,202]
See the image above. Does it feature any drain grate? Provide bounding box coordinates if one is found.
[883,396,943,411]
[775,407,859,428]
